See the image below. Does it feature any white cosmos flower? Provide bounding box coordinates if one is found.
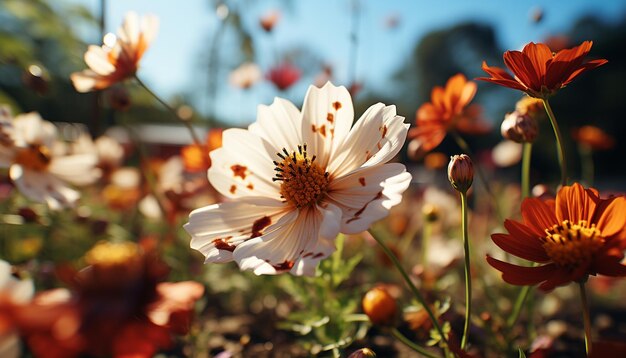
[0,111,100,209]
[0,260,34,358]
[185,82,412,276]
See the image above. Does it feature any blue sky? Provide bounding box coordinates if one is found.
[67,0,626,125]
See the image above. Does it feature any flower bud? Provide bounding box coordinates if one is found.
[348,348,377,358]
[501,111,538,143]
[448,154,473,193]
[422,203,439,223]
[515,96,544,118]
[362,287,397,325]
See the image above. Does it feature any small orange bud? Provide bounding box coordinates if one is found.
[362,287,397,325]
[448,154,473,193]
[501,111,538,143]
[348,348,377,357]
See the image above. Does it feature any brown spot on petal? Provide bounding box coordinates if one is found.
[381,125,388,138]
[302,252,313,258]
[213,238,236,252]
[311,124,317,133]
[319,124,326,137]
[231,164,247,179]
[251,216,272,238]
[246,183,254,190]
[377,142,382,150]
[346,191,384,224]
[327,113,334,123]
[358,177,366,186]
[332,101,342,110]
[312,253,324,259]
[229,185,237,194]
[273,260,295,271]
[365,150,372,161]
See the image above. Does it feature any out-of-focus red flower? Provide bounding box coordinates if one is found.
[71,12,159,92]
[9,241,204,358]
[478,41,607,99]
[409,74,490,153]
[266,63,301,91]
[487,183,626,291]
[572,125,615,151]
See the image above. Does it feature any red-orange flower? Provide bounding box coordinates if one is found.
[181,128,223,173]
[572,125,615,151]
[487,183,626,291]
[266,62,301,91]
[409,74,490,153]
[71,12,159,92]
[478,41,607,99]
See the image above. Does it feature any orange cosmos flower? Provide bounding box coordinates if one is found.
[181,128,223,173]
[572,125,615,151]
[487,183,626,291]
[409,74,489,152]
[71,12,159,92]
[478,41,607,99]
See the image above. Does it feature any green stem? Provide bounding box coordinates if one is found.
[369,230,449,349]
[521,143,532,200]
[391,327,441,358]
[460,192,472,350]
[579,144,594,186]
[541,99,567,187]
[451,131,503,222]
[579,282,592,355]
[421,220,432,269]
[506,285,533,329]
[134,75,203,147]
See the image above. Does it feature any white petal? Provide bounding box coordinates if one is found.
[328,104,409,178]
[70,70,101,93]
[12,113,57,148]
[84,45,115,75]
[118,11,140,46]
[300,82,354,168]
[290,203,341,276]
[140,14,160,48]
[327,163,411,234]
[234,205,330,276]
[208,128,279,199]
[48,154,101,186]
[185,197,287,264]
[248,97,302,152]
[10,166,79,209]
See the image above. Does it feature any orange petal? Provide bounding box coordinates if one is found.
[504,50,540,91]
[522,42,553,81]
[554,183,597,224]
[537,266,576,291]
[521,197,558,235]
[595,196,626,238]
[486,256,555,286]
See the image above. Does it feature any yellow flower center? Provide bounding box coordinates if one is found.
[14,145,51,171]
[273,144,329,208]
[542,220,604,269]
[85,241,139,266]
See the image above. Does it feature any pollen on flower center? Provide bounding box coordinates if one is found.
[14,145,51,171]
[541,220,604,269]
[85,241,140,266]
[272,144,330,208]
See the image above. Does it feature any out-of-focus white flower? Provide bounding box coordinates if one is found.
[0,260,34,358]
[185,82,411,276]
[73,133,125,170]
[71,12,159,92]
[0,111,100,209]
[229,62,262,89]
[492,140,523,167]
[423,187,460,228]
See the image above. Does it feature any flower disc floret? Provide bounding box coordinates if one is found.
[273,145,330,208]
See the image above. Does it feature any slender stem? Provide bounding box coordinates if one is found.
[579,282,592,355]
[369,230,449,349]
[507,285,533,329]
[579,144,594,186]
[521,143,532,200]
[541,99,567,187]
[460,192,472,350]
[391,328,441,358]
[421,219,432,269]
[347,0,361,88]
[134,75,203,146]
[451,131,503,222]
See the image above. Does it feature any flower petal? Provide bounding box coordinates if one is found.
[521,197,558,236]
[554,183,596,224]
[10,166,79,209]
[208,128,280,199]
[328,163,411,234]
[84,45,116,76]
[234,207,320,275]
[185,197,287,264]
[300,82,354,168]
[48,154,101,186]
[595,196,626,238]
[327,103,408,177]
[504,49,541,91]
[248,97,302,153]
[486,256,556,286]
[491,219,549,262]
